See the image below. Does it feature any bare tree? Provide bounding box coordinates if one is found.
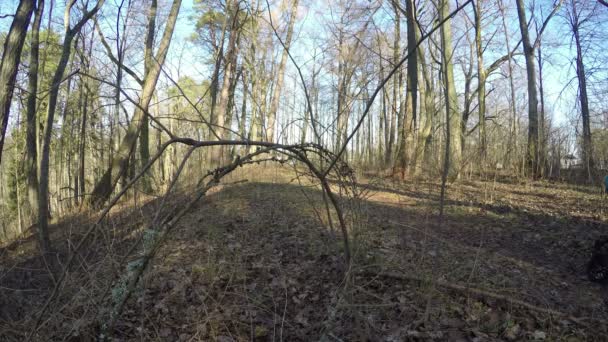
[515,0,564,177]
[267,0,299,143]
[38,0,105,254]
[24,0,45,229]
[566,0,596,178]
[439,0,461,180]
[89,0,182,207]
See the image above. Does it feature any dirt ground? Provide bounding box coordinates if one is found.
[1,165,608,341]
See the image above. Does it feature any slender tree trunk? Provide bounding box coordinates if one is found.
[209,38,226,141]
[89,0,181,207]
[78,81,90,204]
[515,0,540,178]
[211,1,240,165]
[474,0,487,164]
[499,0,518,170]
[267,0,299,143]
[413,43,434,176]
[0,0,35,165]
[239,69,248,140]
[404,0,418,176]
[37,1,54,170]
[58,44,77,207]
[439,28,452,220]
[40,32,73,253]
[39,0,105,254]
[439,0,461,180]
[138,0,157,193]
[377,50,387,165]
[15,167,23,236]
[301,62,317,144]
[111,0,132,192]
[224,41,242,144]
[391,1,403,171]
[74,73,85,204]
[336,32,351,156]
[386,89,396,166]
[25,0,45,228]
[537,40,547,177]
[570,0,594,178]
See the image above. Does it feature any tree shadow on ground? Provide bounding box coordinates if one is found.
[112,181,607,340]
[1,179,606,340]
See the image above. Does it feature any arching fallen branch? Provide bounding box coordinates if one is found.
[97,143,357,338]
[28,137,358,340]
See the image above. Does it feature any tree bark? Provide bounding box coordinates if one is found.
[412,40,434,176]
[139,0,157,192]
[474,0,487,164]
[24,0,45,229]
[515,0,540,177]
[0,0,35,165]
[439,0,461,180]
[570,0,594,178]
[385,30,398,166]
[404,0,418,175]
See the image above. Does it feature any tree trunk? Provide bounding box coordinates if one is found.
[474,0,487,164]
[39,0,105,255]
[393,1,406,174]
[139,0,157,193]
[24,0,44,228]
[413,42,434,176]
[78,80,90,204]
[571,0,594,178]
[267,0,299,143]
[0,0,35,165]
[89,0,181,207]
[439,0,461,180]
[211,0,240,165]
[208,14,227,141]
[537,39,547,177]
[499,0,518,170]
[515,0,540,178]
[385,24,397,167]
[336,32,350,155]
[377,49,386,165]
[404,0,418,176]
[239,69,248,140]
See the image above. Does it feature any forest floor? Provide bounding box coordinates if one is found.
[1,165,608,341]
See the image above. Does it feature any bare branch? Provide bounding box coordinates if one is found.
[94,18,144,85]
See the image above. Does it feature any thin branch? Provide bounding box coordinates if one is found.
[532,0,565,50]
[94,18,144,85]
[78,71,175,138]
